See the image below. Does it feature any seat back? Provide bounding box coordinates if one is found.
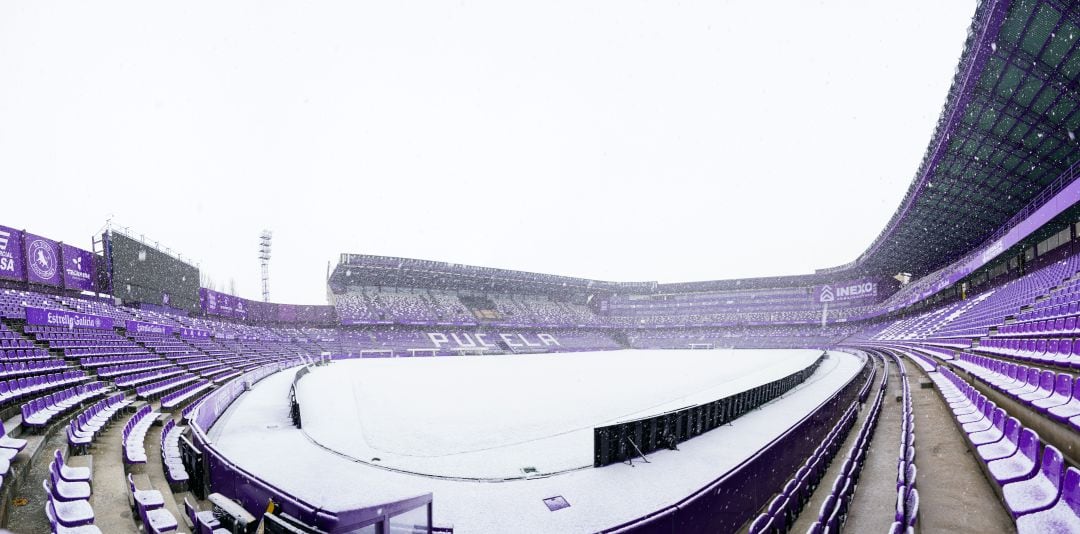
[1042,446,1066,492]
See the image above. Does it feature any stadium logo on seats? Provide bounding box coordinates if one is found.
[27,239,57,281]
[819,285,835,302]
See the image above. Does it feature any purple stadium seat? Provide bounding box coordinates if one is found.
[1053,378,1080,422]
[976,417,1021,462]
[1033,374,1073,412]
[1019,371,1057,403]
[1016,467,1080,533]
[989,429,1042,485]
[1003,445,1065,517]
[969,408,1007,446]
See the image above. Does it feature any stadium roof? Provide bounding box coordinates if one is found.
[851,0,1080,277]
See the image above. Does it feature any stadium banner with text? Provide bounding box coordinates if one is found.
[200,287,249,320]
[125,320,173,336]
[24,306,114,330]
[23,233,61,286]
[201,287,335,324]
[61,244,96,291]
[0,224,24,281]
[180,327,211,340]
[816,279,878,303]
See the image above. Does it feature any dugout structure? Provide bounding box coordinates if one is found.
[593,354,826,467]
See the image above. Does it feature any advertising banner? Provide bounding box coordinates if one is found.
[125,320,173,336]
[816,279,878,303]
[180,327,211,340]
[23,233,61,286]
[0,225,24,281]
[61,244,96,291]
[200,288,249,320]
[25,306,113,330]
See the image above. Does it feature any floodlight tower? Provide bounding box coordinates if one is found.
[259,230,272,302]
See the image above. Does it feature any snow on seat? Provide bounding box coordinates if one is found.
[1018,371,1056,403]
[989,428,1041,485]
[1031,374,1072,412]
[1017,467,1080,534]
[976,417,1021,462]
[127,473,165,510]
[54,449,91,485]
[1004,445,1065,518]
[1047,380,1080,422]
[968,408,1007,446]
[43,480,94,527]
[46,500,102,533]
[0,422,27,452]
[49,467,91,502]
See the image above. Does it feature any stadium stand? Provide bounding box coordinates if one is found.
[0,0,1076,532]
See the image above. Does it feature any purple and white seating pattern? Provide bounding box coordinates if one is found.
[136,374,198,400]
[42,450,100,533]
[160,380,212,410]
[748,354,886,534]
[0,370,89,407]
[67,393,132,452]
[951,354,1080,431]
[749,404,858,534]
[160,419,188,486]
[127,473,178,533]
[122,405,159,464]
[889,351,919,533]
[184,497,227,534]
[927,366,1080,530]
[21,382,107,430]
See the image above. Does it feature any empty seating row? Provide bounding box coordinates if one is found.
[43,449,99,533]
[976,338,1080,369]
[0,370,88,406]
[180,391,211,423]
[115,368,183,388]
[932,366,1080,531]
[889,350,918,533]
[123,405,159,464]
[160,419,189,487]
[809,356,888,533]
[136,374,197,400]
[998,316,1080,337]
[0,359,67,379]
[67,393,133,453]
[79,353,159,368]
[97,360,176,379]
[21,382,107,431]
[953,353,1080,431]
[1,348,50,361]
[160,380,213,410]
[0,338,34,348]
[749,393,864,534]
[0,418,29,481]
[184,497,228,534]
[128,474,178,533]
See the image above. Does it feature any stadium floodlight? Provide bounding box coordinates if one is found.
[259,230,273,302]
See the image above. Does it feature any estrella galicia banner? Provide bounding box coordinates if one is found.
[125,320,173,336]
[0,224,24,281]
[23,233,61,286]
[61,244,96,291]
[24,306,113,330]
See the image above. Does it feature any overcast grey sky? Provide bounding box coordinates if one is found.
[0,1,976,304]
